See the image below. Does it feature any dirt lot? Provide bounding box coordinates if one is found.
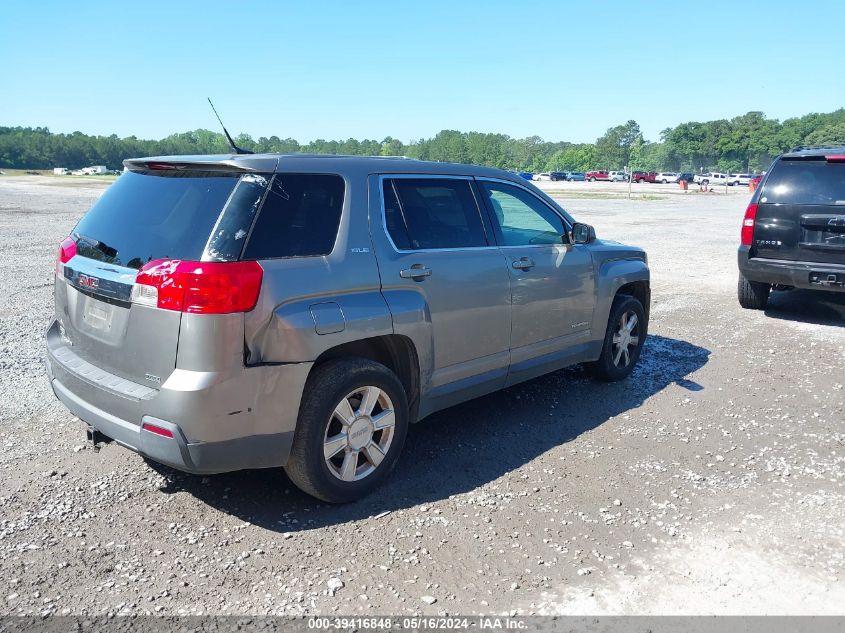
[0,175,843,617]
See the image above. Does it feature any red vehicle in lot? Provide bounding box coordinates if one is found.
[585,170,611,182]
[631,171,657,183]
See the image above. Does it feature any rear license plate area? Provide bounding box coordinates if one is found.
[82,295,113,330]
[809,271,845,287]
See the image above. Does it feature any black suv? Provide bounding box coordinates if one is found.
[738,145,845,309]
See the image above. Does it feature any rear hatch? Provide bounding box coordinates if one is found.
[54,166,270,386]
[754,155,845,265]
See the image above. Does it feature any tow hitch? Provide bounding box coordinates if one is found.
[809,272,845,287]
[86,426,112,452]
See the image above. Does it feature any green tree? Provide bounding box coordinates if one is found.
[595,120,642,169]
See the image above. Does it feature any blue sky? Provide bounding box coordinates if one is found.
[1,1,843,144]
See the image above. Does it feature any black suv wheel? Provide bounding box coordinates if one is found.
[738,273,770,310]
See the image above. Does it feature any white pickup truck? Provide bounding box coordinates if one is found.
[694,172,728,186]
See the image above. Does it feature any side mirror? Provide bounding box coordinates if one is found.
[570,222,596,244]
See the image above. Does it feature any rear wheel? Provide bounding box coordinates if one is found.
[285,358,409,503]
[587,295,647,381]
[589,177,596,182]
[737,273,770,310]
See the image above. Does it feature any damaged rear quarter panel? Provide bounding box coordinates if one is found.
[242,172,392,364]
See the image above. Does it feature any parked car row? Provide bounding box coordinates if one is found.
[526,170,761,185]
[693,172,759,186]
[531,171,586,181]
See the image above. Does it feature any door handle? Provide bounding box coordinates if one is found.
[399,265,432,280]
[511,257,535,270]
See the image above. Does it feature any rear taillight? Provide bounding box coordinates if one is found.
[56,236,76,275]
[825,155,845,162]
[57,236,76,264]
[131,260,263,314]
[741,202,758,246]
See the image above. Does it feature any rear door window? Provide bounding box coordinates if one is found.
[242,174,345,259]
[383,178,488,250]
[760,159,845,205]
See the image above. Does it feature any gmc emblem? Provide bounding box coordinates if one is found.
[828,217,845,227]
[78,273,100,290]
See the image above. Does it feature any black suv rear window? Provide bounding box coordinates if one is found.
[72,170,267,269]
[760,159,845,206]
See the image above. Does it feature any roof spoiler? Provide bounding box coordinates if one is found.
[790,144,845,152]
[123,156,277,173]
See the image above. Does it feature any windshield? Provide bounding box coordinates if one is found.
[71,170,269,269]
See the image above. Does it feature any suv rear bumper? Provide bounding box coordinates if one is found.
[45,320,312,474]
[738,247,845,292]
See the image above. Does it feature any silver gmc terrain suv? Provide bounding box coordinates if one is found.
[46,154,650,502]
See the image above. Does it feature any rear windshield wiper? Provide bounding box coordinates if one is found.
[75,233,118,259]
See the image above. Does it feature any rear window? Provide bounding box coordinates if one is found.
[760,159,845,205]
[72,170,267,269]
[72,170,345,268]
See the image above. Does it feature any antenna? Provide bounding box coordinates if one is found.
[207,98,254,155]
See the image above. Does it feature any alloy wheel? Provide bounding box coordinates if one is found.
[323,386,396,482]
[611,310,640,368]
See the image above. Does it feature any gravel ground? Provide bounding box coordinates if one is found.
[0,175,843,617]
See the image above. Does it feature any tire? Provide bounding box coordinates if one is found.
[737,273,770,310]
[637,178,644,183]
[586,294,647,382]
[661,179,668,184]
[285,358,409,503]
[589,177,596,182]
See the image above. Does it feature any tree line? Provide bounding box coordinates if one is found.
[2,108,843,174]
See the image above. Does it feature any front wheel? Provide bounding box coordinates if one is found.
[587,295,647,381]
[589,177,596,182]
[285,358,409,503]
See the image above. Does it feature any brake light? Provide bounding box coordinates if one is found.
[825,155,845,162]
[741,202,758,246]
[57,236,76,264]
[132,260,263,314]
[141,422,174,438]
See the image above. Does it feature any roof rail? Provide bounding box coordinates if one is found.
[790,144,845,152]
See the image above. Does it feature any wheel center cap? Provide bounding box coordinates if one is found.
[348,417,373,450]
